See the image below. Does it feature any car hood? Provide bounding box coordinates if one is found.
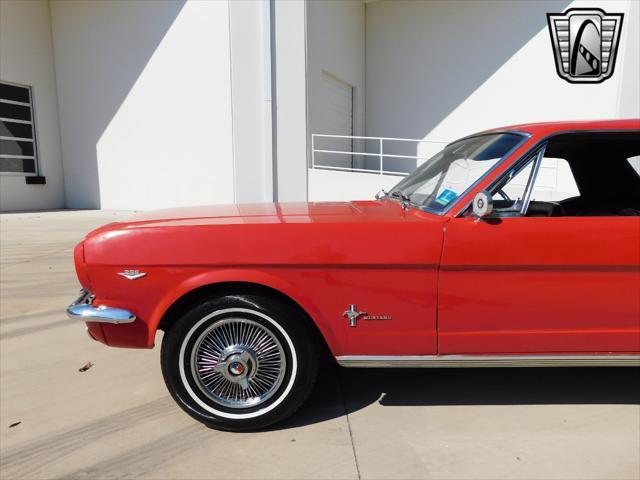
[82,200,447,267]
[122,201,368,225]
[88,201,416,234]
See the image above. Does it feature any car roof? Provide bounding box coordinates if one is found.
[484,118,640,137]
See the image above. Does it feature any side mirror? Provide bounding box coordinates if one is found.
[472,190,493,218]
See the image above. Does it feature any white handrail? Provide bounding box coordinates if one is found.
[311,133,448,176]
[312,133,448,143]
[312,148,432,160]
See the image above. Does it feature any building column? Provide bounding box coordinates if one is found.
[273,0,308,202]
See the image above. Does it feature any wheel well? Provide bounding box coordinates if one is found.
[157,282,332,357]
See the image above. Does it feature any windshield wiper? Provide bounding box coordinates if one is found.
[389,189,408,201]
[377,188,418,211]
[388,189,416,210]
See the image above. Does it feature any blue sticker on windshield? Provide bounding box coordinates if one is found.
[435,189,457,206]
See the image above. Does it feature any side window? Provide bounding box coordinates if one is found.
[484,132,640,218]
[494,156,579,205]
[490,146,581,217]
[628,155,640,177]
[492,158,533,208]
[530,157,579,202]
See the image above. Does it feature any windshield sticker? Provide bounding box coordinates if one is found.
[435,189,458,206]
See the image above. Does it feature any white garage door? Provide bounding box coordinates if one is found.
[319,72,353,168]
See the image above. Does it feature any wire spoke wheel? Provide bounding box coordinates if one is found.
[189,317,287,409]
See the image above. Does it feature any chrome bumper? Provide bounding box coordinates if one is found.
[67,289,136,324]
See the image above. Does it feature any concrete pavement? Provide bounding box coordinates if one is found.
[1,210,639,479]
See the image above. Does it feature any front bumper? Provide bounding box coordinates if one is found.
[66,289,136,324]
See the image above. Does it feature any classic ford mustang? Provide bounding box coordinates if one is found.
[68,119,640,431]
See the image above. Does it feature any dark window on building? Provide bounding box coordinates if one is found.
[0,82,38,174]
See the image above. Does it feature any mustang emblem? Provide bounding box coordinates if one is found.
[343,304,392,328]
[117,270,147,280]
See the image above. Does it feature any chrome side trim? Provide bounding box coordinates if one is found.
[336,355,640,368]
[67,304,136,324]
[519,144,546,215]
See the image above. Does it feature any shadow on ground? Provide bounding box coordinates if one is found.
[278,363,640,430]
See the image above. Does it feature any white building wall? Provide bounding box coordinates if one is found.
[229,1,273,204]
[618,0,640,118]
[0,0,65,212]
[365,0,639,147]
[49,0,235,210]
[308,169,399,202]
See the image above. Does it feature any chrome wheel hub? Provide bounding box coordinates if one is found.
[190,318,286,409]
[228,360,245,376]
[212,347,257,390]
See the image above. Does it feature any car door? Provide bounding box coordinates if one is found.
[438,135,640,355]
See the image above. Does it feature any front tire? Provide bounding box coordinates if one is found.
[161,294,319,431]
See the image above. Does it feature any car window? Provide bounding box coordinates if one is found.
[485,131,640,218]
[492,157,579,205]
[390,133,526,213]
[492,159,532,205]
[530,158,579,202]
[627,155,640,177]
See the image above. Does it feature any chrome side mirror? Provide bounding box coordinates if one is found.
[472,190,493,218]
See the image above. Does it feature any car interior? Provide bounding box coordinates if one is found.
[490,132,640,217]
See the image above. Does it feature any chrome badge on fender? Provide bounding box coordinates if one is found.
[343,304,392,328]
[117,269,147,280]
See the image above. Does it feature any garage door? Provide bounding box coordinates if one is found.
[319,72,353,168]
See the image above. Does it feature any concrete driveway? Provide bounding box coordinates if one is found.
[1,210,639,480]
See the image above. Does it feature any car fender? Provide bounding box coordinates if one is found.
[147,268,341,354]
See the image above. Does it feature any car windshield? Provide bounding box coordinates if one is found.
[389,133,526,213]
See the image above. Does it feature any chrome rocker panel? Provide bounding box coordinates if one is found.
[66,289,136,324]
[336,355,640,368]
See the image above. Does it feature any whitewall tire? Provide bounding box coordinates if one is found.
[161,294,319,431]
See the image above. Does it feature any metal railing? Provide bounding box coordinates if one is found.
[311,134,448,176]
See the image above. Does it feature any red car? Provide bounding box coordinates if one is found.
[68,119,640,431]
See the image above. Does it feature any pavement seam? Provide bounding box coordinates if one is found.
[338,368,362,480]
